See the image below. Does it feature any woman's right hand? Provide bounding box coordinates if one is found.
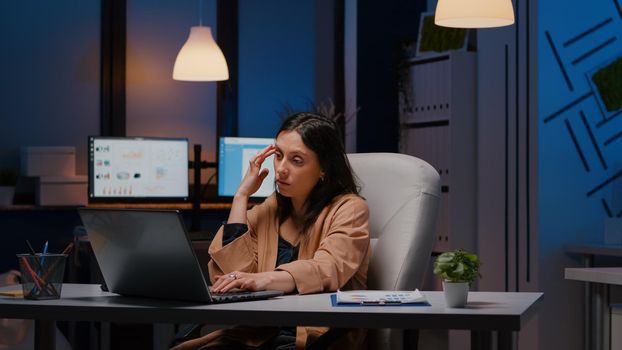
[235,144,276,198]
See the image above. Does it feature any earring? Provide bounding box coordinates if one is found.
[320,175,325,182]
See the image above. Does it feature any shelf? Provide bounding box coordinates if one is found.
[0,202,234,211]
[0,205,80,211]
[87,203,233,210]
[401,120,450,129]
[399,51,476,253]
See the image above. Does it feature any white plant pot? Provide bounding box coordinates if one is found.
[0,186,15,206]
[443,281,469,308]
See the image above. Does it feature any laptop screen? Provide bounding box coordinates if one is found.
[218,137,275,198]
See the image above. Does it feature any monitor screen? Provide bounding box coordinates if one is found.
[88,136,189,202]
[218,137,275,198]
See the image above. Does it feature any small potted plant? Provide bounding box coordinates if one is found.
[433,249,481,308]
[0,169,18,206]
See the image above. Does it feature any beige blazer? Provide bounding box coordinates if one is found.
[176,193,370,350]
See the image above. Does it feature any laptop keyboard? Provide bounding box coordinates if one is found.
[211,291,255,303]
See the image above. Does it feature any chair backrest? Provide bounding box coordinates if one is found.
[348,153,440,290]
[347,153,441,349]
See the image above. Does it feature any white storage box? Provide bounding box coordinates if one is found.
[36,176,87,206]
[21,147,76,177]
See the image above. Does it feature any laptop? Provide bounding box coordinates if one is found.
[77,208,284,303]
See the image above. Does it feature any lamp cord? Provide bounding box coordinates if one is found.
[198,0,203,26]
[200,171,218,199]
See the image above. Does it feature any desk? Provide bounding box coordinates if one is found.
[565,244,622,350]
[0,284,542,350]
[613,305,622,349]
[565,267,622,350]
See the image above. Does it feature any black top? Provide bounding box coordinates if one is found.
[222,223,299,266]
[221,223,299,339]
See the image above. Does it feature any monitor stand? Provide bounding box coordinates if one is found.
[190,144,216,232]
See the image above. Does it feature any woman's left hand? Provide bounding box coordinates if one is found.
[211,270,295,294]
[211,271,271,293]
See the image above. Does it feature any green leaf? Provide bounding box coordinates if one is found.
[436,255,454,263]
[432,249,481,283]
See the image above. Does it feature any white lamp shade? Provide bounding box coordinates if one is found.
[173,26,229,81]
[435,0,515,28]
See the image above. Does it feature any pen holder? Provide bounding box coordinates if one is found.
[17,253,67,300]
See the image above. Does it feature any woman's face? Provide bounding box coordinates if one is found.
[273,130,324,204]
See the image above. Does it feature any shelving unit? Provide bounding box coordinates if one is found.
[399,51,476,254]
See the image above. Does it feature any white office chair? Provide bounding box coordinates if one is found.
[348,153,441,349]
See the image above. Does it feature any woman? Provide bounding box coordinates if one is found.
[174,113,370,350]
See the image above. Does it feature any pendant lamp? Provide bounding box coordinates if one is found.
[173,1,229,81]
[435,0,515,28]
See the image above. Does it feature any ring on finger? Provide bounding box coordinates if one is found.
[228,273,238,280]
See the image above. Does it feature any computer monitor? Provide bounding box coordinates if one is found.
[218,137,275,198]
[88,136,189,202]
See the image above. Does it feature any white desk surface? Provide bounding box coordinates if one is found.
[0,284,542,332]
[565,267,622,285]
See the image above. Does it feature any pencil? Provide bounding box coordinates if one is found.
[40,242,74,281]
[40,241,49,267]
[21,256,59,297]
[24,240,49,296]
[25,240,37,255]
[20,257,43,291]
[37,241,49,277]
[37,244,74,296]
[61,242,74,255]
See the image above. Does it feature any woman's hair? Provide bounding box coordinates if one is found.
[275,112,359,233]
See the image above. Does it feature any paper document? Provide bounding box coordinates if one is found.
[0,289,23,297]
[336,289,427,304]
